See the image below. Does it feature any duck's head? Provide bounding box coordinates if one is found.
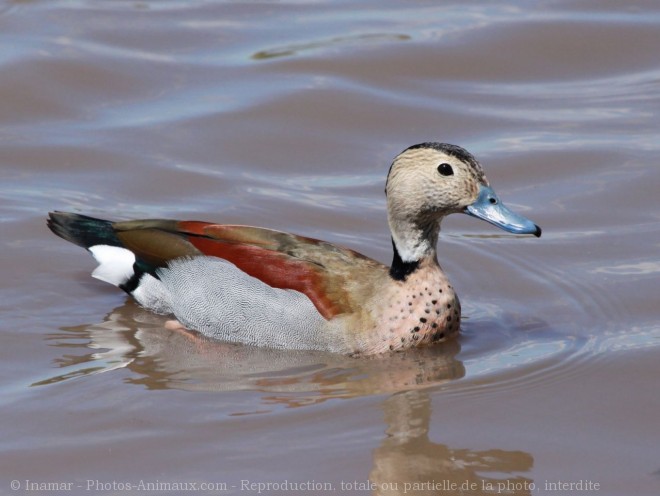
[386,142,541,277]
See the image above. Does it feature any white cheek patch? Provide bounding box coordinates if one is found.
[89,245,136,286]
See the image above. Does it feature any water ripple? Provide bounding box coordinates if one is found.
[253,33,411,60]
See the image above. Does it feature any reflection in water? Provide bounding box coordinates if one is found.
[370,391,534,496]
[34,301,465,405]
[38,303,537,490]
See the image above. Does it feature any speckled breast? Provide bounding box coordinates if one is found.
[375,265,461,352]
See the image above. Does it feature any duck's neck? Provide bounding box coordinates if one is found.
[389,217,441,281]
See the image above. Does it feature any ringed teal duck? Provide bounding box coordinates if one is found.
[48,142,540,356]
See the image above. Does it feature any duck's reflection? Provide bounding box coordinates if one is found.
[38,301,534,492]
[371,390,533,495]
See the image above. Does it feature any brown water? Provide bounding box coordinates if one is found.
[1,1,659,495]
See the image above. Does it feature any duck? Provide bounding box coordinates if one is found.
[48,142,540,356]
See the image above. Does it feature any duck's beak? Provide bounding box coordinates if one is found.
[464,185,541,237]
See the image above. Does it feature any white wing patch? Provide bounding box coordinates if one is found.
[89,245,136,286]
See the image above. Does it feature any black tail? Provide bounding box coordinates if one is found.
[48,211,159,292]
[47,212,121,250]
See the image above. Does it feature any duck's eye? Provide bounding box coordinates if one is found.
[437,163,454,176]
